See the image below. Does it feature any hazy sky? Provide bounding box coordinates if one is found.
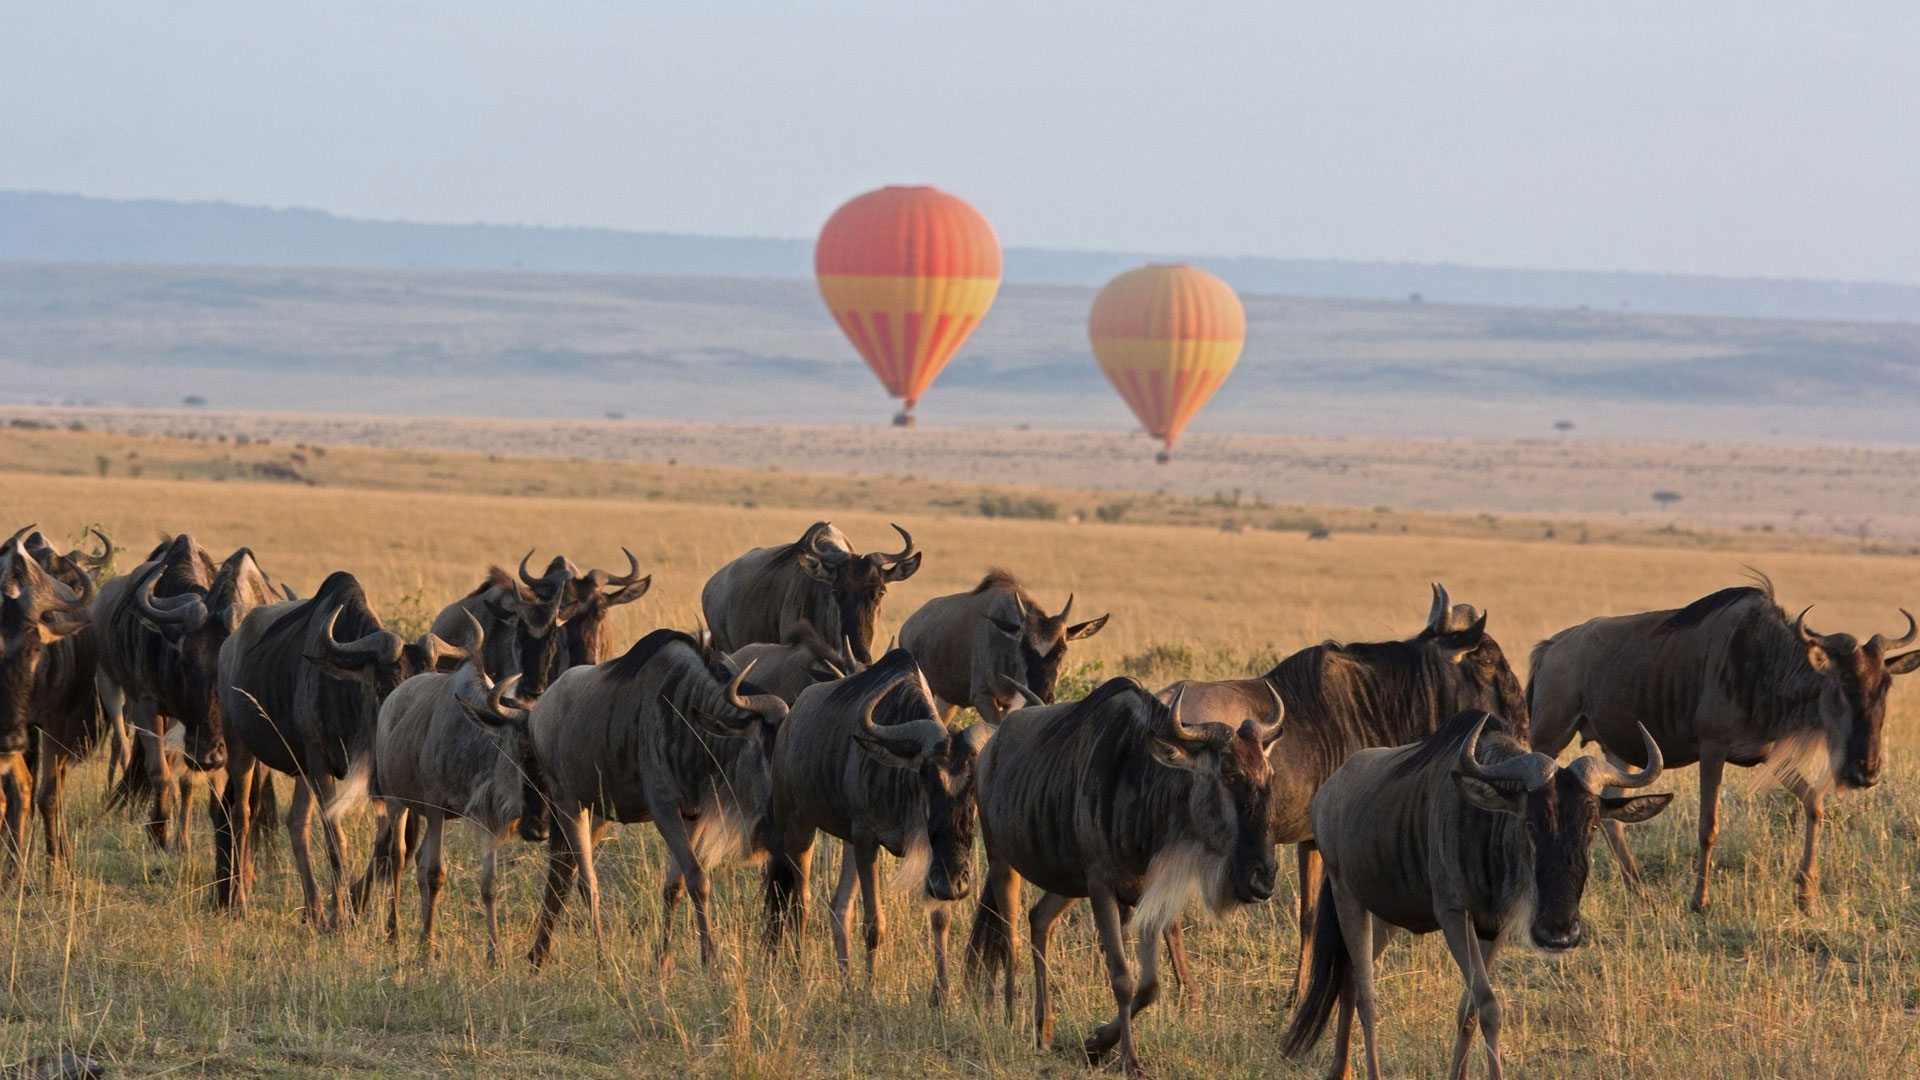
[6,3,1920,282]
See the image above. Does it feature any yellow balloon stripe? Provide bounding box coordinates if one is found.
[1090,336,1244,443]
[817,274,1000,405]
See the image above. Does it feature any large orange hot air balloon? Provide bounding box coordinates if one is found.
[815,186,1001,426]
[1088,264,1246,462]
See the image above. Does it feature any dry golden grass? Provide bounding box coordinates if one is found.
[3,434,1919,1078]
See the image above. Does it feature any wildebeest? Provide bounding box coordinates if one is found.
[215,571,466,922]
[430,553,574,692]
[763,649,992,1003]
[966,678,1282,1075]
[468,628,788,969]
[1529,575,1919,912]
[701,522,920,665]
[94,534,285,849]
[900,569,1109,723]
[0,535,93,872]
[1161,584,1528,996]
[728,620,860,703]
[12,529,109,867]
[341,621,533,962]
[1282,711,1670,1080]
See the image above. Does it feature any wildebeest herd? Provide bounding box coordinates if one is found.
[2,520,1914,1078]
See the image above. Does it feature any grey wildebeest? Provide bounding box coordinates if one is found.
[728,620,861,704]
[763,649,992,1004]
[430,553,574,693]
[1161,584,1528,997]
[899,568,1108,724]
[340,618,534,963]
[0,534,93,872]
[468,628,788,970]
[1529,576,1919,912]
[12,529,109,868]
[94,534,285,850]
[701,522,920,666]
[966,678,1282,1075]
[215,570,467,922]
[1283,711,1670,1080]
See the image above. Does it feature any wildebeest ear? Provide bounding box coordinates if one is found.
[986,611,1025,638]
[1149,738,1212,774]
[1887,651,1920,675]
[958,722,995,756]
[1452,772,1523,815]
[1599,793,1673,823]
[37,615,90,644]
[605,576,652,607]
[797,553,835,583]
[1435,612,1489,663]
[884,551,923,582]
[1804,644,1833,674]
[1066,613,1110,641]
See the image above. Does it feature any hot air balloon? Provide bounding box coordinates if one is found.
[815,186,1001,426]
[1088,264,1246,462]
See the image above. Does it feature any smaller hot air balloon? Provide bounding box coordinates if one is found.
[1088,264,1246,462]
[815,185,1002,426]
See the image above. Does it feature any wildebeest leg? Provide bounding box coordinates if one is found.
[479,832,504,968]
[174,764,196,852]
[1331,885,1383,1080]
[527,804,585,969]
[827,843,857,983]
[1691,753,1726,913]
[287,776,325,926]
[1787,774,1825,913]
[1438,909,1502,1080]
[1087,918,1171,1064]
[1163,922,1194,1005]
[0,752,29,877]
[383,805,410,944]
[213,744,255,913]
[650,806,709,969]
[576,814,608,963]
[928,902,953,1008]
[353,810,395,921]
[311,770,350,928]
[1027,891,1073,1048]
[1597,752,1647,892]
[129,702,171,849]
[1443,933,1501,1080]
[98,675,129,791]
[852,835,885,980]
[414,809,446,957]
[1293,841,1322,1001]
[32,733,72,865]
[1083,886,1144,1074]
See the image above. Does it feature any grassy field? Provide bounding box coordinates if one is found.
[4,432,1920,1078]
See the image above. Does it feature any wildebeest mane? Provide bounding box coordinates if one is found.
[1386,709,1521,781]
[605,628,702,684]
[1659,571,1778,634]
[463,566,525,600]
[819,647,916,709]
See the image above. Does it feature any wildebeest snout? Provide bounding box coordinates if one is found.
[1531,919,1585,952]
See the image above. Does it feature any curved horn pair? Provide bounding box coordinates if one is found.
[726,660,789,724]
[1161,682,1283,748]
[1454,715,1559,791]
[460,673,531,729]
[857,674,948,761]
[131,561,210,632]
[1569,724,1665,791]
[585,548,645,590]
[517,550,573,599]
[319,606,405,666]
[801,522,851,567]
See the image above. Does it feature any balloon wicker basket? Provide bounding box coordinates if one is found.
[1155,448,1172,465]
[892,410,917,428]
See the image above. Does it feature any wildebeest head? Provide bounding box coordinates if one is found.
[847,650,993,902]
[1151,684,1285,904]
[128,538,278,769]
[484,550,576,693]
[0,536,92,754]
[454,666,551,842]
[686,642,792,851]
[1791,607,1919,790]
[307,587,470,774]
[558,548,652,665]
[793,522,920,665]
[1416,583,1530,726]
[985,588,1109,704]
[1451,713,1671,951]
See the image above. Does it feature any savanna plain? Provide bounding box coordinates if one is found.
[3,421,1919,1078]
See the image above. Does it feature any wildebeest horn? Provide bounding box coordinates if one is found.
[131,561,209,632]
[4,524,35,550]
[801,521,850,566]
[1164,685,1232,748]
[518,549,574,596]
[999,674,1043,710]
[1243,683,1285,745]
[1869,609,1918,652]
[71,527,112,571]
[1425,582,1451,634]
[1570,723,1664,792]
[1790,605,1846,651]
[726,659,789,723]
[460,673,530,729]
[320,606,405,665]
[1058,592,1074,622]
[881,523,916,564]
[1454,715,1555,789]
[460,608,487,657]
[857,675,948,761]
[586,547,645,589]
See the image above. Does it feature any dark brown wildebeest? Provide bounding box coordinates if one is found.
[899,569,1108,724]
[94,534,285,850]
[1283,711,1670,1080]
[215,570,466,922]
[966,678,1282,1076]
[466,628,788,970]
[701,522,920,665]
[1529,576,1919,913]
[0,535,93,873]
[430,553,573,691]
[1161,584,1527,998]
[728,620,860,704]
[340,619,534,963]
[763,649,992,1004]
[14,529,110,867]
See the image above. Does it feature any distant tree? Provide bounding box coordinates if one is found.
[1408,292,1422,303]
[95,455,111,479]
[1652,490,1683,507]
[182,394,208,407]
[1553,420,1575,433]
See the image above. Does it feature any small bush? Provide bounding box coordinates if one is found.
[977,494,1059,520]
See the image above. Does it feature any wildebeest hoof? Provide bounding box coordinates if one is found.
[1689,896,1711,915]
[1082,1026,1122,1063]
[12,1050,106,1079]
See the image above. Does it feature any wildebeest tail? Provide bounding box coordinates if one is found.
[248,769,281,850]
[322,749,375,824]
[1525,635,1556,725]
[515,732,550,843]
[1282,877,1349,1058]
[965,860,1019,987]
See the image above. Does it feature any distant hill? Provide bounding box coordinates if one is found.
[6,190,1919,325]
